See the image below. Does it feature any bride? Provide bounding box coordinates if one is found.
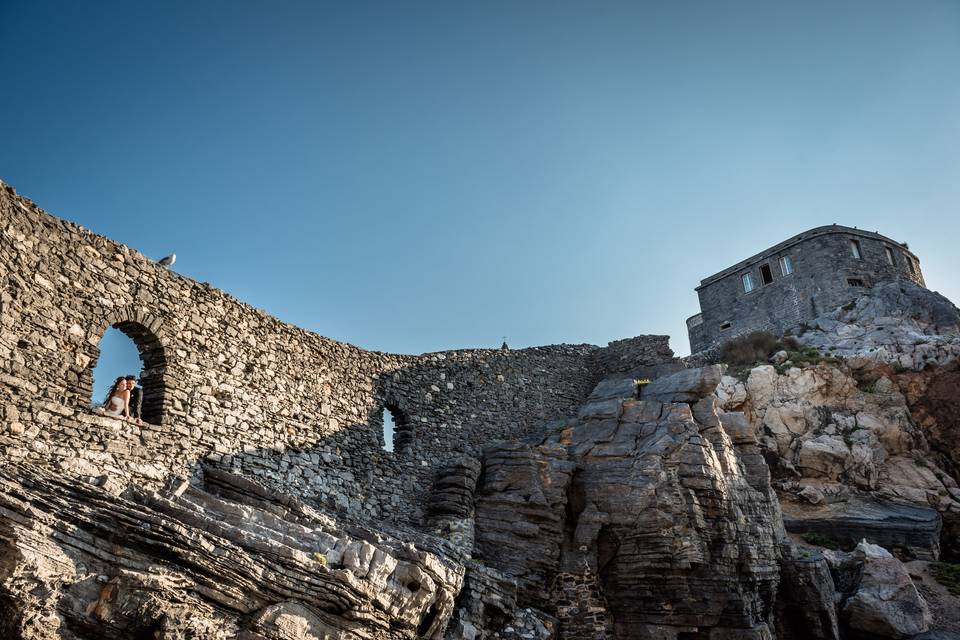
[101,376,131,418]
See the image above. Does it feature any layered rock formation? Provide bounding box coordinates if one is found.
[0,464,463,640]
[471,366,791,639]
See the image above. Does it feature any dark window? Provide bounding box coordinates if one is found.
[760,263,774,285]
[884,246,895,266]
[847,278,866,287]
[720,322,732,331]
[906,256,916,275]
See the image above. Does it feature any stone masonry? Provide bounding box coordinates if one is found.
[687,225,926,353]
[0,180,674,527]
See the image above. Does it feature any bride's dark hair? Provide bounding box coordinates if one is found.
[103,376,125,406]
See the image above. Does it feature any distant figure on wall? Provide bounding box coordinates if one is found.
[100,376,142,423]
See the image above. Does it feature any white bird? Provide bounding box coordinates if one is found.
[158,253,176,267]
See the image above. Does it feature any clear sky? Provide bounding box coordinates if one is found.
[2,1,958,402]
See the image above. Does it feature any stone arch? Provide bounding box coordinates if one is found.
[82,307,169,425]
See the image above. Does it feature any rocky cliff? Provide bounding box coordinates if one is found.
[2,236,960,638]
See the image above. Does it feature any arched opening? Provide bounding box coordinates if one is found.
[380,404,411,454]
[87,320,168,425]
[91,328,141,406]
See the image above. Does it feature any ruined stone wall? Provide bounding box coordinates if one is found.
[688,225,926,352]
[0,182,673,525]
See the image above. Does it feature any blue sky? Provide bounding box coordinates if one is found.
[1,1,958,402]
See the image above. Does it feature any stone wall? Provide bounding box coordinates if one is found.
[0,181,674,526]
[687,225,926,353]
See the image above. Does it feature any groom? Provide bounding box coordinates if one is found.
[124,375,143,423]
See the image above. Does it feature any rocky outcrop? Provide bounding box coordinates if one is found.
[782,498,942,560]
[774,555,840,640]
[473,441,574,608]
[0,464,463,640]
[799,281,960,370]
[831,542,932,639]
[717,362,960,560]
[474,366,792,639]
[444,562,557,640]
[426,457,482,554]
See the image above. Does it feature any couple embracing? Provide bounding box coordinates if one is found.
[102,375,143,422]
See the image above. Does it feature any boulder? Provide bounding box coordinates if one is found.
[640,364,725,403]
[797,435,850,480]
[841,542,931,639]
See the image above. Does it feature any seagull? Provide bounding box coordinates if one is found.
[158,253,176,267]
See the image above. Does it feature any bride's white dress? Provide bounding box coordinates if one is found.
[104,395,125,416]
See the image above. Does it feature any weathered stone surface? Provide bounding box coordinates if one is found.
[0,181,676,528]
[0,463,464,640]
[798,281,960,370]
[838,542,931,639]
[717,359,960,561]
[473,442,574,607]
[783,498,941,560]
[4,180,960,638]
[775,556,840,640]
[445,562,557,640]
[475,369,788,639]
[639,363,725,402]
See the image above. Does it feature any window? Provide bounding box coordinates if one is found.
[720,322,732,331]
[741,273,755,293]
[380,404,411,453]
[847,278,866,287]
[779,255,793,276]
[850,239,862,259]
[85,319,168,425]
[759,263,774,285]
[906,256,916,275]
[884,246,895,266]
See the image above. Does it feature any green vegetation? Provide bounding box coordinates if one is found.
[773,346,841,375]
[312,551,328,566]
[930,562,960,596]
[801,532,842,550]
[841,301,856,312]
[720,331,801,367]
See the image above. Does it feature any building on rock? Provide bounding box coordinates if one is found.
[686,225,925,353]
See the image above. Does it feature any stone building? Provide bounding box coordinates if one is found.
[686,225,925,353]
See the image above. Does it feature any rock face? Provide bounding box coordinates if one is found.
[0,464,464,640]
[774,556,840,640]
[716,361,960,560]
[800,281,960,369]
[782,498,942,560]
[473,367,791,639]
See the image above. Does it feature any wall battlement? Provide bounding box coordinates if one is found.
[687,224,926,353]
[0,181,673,525]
